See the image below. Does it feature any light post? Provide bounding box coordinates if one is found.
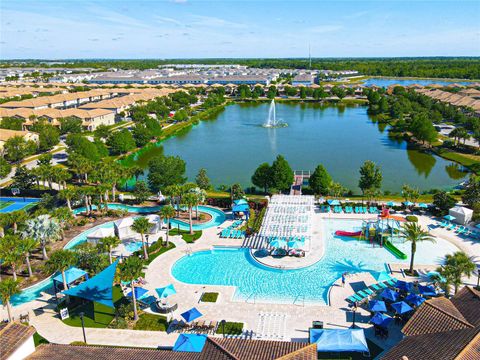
[79,312,87,344]
[351,302,358,328]
[220,319,226,338]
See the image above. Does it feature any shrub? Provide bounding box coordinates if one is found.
[216,322,244,335]
[200,292,219,303]
[108,317,128,329]
[117,303,135,320]
[70,341,87,346]
[134,313,168,331]
[406,215,418,222]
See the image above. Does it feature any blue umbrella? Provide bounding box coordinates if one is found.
[444,215,456,221]
[418,285,437,296]
[126,287,149,300]
[181,307,202,323]
[288,240,304,249]
[156,284,177,298]
[405,293,426,307]
[426,271,446,282]
[270,239,287,248]
[386,201,395,207]
[395,280,412,292]
[328,199,340,206]
[418,203,428,208]
[368,300,387,312]
[403,201,414,206]
[372,271,391,282]
[370,312,393,328]
[380,288,399,302]
[392,301,413,314]
[173,334,207,352]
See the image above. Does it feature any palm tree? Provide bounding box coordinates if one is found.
[58,187,77,212]
[160,205,176,246]
[0,235,23,281]
[44,250,76,290]
[131,217,151,260]
[5,210,28,234]
[119,256,144,321]
[190,187,206,220]
[438,251,475,294]
[23,214,62,260]
[18,237,39,277]
[181,193,197,235]
[0,278,20,322]
[98,236,121,264]
[164,184,182,216]
[400,222,436,274]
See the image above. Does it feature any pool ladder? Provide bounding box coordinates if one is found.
[245,293,256,304]
[293,295,305,307]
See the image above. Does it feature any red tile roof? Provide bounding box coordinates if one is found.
[0,323,36,360]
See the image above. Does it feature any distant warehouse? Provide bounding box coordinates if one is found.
[207,76,273,85]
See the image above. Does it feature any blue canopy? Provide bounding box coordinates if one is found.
[63,261,118,308]
[368,300,387,312]
[372,271,391,282]
[327,200,340,206]
[418,203,428,208]
[53,267,88,285]
[173,334,207,353]
[233,199,248,206]
[232,204,249,213]
[380,288,399,302]
[181,307,202,322]
[270,239,287,248]
[370,312,393,328]
[386,201,395,206]
[392,301,413,314]
[405,293,426,307]
[310,329,369,353]
[426,271,446,282]
[156,284,177,298]
[395,280,412,292]
[126,287,149,300]
[444,215,456,221]
[288,239,304,249]
[418,284,437,296]
[403,201,414,206]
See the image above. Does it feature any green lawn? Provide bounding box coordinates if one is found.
[33,332,49,347]
[200,292,219,303]
[62,286,127,328]
[168,229,202,243]
[144,241,176,264]
[215,322,244,335]
[133,313,169,331]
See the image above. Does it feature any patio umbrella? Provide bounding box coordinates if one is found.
[395,280,412,292]
[288,239,304,249]
[405,293,426,307]
[181,307,203,323]
[391,301,413,314]
[372,271,391,282]
[380,288,399,302]
[270,239,287,248]
[476,223,480,229]
[156,284,177,298]
[418,285,437,296]
[403,201,414,207]
[368,300,387,312]
[418,203,428,208]
[126,287,149,300]
[444,215,456,221]
[426,271,446,282]
[173,334,207,352]
[328,199,340,206]
[370,312,393,328]
[386,201,395,207]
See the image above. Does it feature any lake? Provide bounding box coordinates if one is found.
[362,78,474,87]
[135,102,467,193]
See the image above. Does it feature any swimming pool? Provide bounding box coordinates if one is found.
[171,219,459,305]
[73,204,226,230]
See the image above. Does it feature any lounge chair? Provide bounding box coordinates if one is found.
[377,282,388,289]
[370,283,382,291]
[456,226,467,234]
[438,220,448,228]
[357,290,370,298]
[447,223,457,231]
[363,288,374,295]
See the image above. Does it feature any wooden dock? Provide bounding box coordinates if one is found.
[290,170,311,195]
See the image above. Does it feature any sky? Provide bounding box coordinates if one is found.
[1,0,479,59]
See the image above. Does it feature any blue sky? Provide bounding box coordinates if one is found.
[1,0,479,59]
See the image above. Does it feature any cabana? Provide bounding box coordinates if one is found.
[448,206,473,225]
[145,214,162,234]
[310,329,369,355]
[86,227,115,245]
[52,267,88,294]
[114,217,136,240]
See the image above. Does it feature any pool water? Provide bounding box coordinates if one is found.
[171,219,459,305]
[124,241,143,253]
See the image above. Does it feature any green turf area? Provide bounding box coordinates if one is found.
[143,241,176,265]
[0,201,13,210]
[168,229,202,243]
[33,332,49,347]
[200,292,219,303]
[215,322,244,335]
[62,286,127,328]
[133,313,169,331]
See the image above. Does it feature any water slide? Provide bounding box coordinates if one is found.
[335,230,363,237]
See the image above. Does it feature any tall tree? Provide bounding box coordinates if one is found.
[181,193,197,235]
[400,222,436,274]
[0,235,23,281]
[0,157,12,178]
[462,175,480,208]
[438,252,475,294]
[97,236,120,264]
[0,279,20,322]
[195,168,211,190]
[45,250,76,290]
[18,236,39,277]
[270,155,294,192]
[160,205,176,246]
[147,155,186,192]
[131,217,151,260]
[251,163,272,194]
[358,160,383,196]
[309,164,332,195]
[119,256,144,321]
[133,181,150,204]
[433,191,456,215]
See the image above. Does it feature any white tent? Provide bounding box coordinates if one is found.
[449,206,473,225]
[114,217,136,240]
[310,329,369,353]
[86,227,115,245]
[145,214,162,234]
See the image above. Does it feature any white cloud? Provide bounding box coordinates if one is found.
[308,25,343,34]
[154,15,183,26]
[190,15,246,29]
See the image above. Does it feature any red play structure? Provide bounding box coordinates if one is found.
[334,230,363,237]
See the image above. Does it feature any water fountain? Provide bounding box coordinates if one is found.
[263,100,287,128]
